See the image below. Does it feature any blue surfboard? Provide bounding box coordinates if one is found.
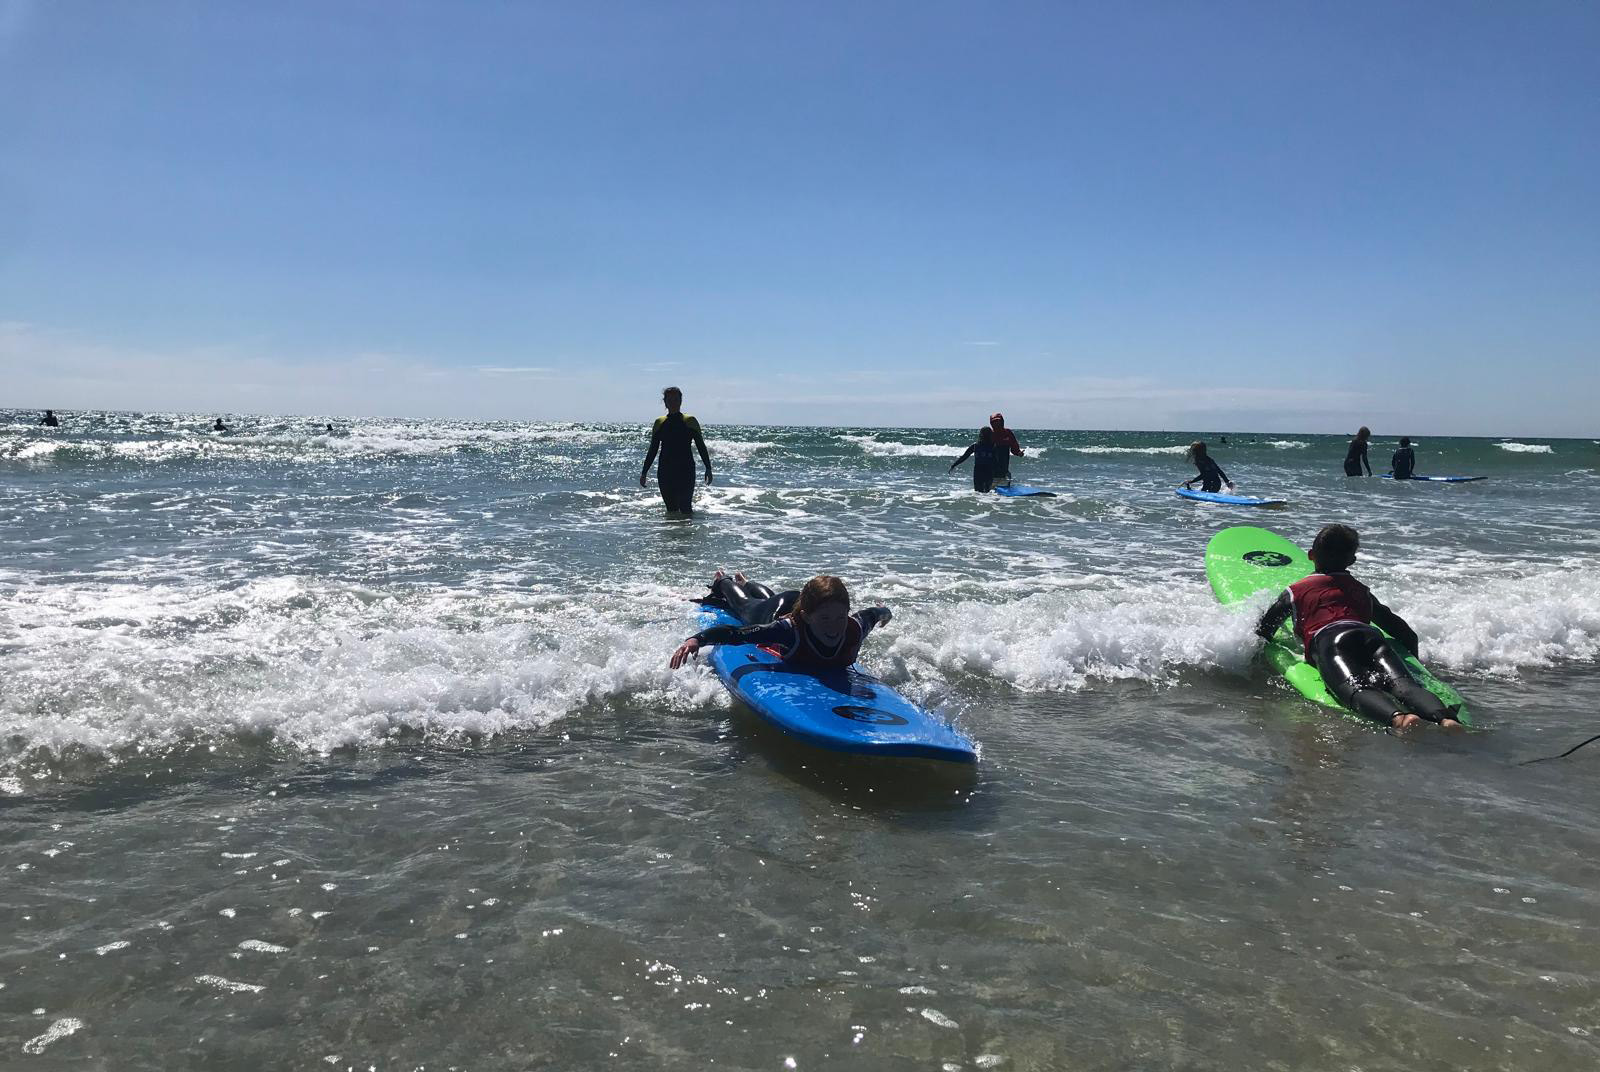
[1176,488,1286,507]
[695,607,977,764]
[1380,474,1485,483]
[994,484,1056,497]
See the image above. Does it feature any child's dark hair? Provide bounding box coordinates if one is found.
[786,575,850,626]
[1356,426,1371,439]
[1187,440,1208,462]
[1310,524,1359,571]
[1399,436,1411,446]
[662,385,683,401]
[979,426,994,443]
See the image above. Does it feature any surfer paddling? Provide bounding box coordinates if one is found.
[1253,524,1463,732]
[671,573,891,669]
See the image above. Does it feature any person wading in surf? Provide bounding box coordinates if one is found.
[640,386,713,516]
[987,413,1025,485]
[1344,426,1372,477]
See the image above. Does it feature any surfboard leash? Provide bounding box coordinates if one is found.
[1518,733,1600,765]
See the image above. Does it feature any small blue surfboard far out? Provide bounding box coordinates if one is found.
[1380,474,1486,483]
[1175,487,1286,507]
[696,607,978,764]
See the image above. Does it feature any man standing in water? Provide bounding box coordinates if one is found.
[989,412,1025,485]
[640,386,713,516]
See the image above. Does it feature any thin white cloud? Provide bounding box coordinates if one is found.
[473,365,554,376]
[963,340,1001,347]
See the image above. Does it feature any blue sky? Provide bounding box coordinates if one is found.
[2,1,1596,434]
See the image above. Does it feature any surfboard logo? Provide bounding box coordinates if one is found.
[1243,550,1292,567]
[831,705,909,725]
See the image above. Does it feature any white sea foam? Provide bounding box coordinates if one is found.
[1497,442,1554,454]
[1267,440,1309,449]
[22,1018,84,1054]
[1067,444,1189,455]
[838,435,956,459]
[195,975,264,994]
[0,576,725,766]
[0,547,1595,769]
[709,439,782,463]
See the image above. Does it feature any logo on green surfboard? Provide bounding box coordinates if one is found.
[1242,550,1293,567]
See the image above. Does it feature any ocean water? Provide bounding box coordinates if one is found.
[2,410,1598,1069]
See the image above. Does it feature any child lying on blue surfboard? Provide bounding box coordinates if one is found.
[670,572,891,670]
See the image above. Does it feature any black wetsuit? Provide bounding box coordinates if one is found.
[642,413,711,515]
[1256,578,1453,727]
[1190,456,1230,493]
[40,414,59,427]
[1344,438,1371,477]
[951,441,1005,492]
[1391,446,1415,480]
[694,575,890,662]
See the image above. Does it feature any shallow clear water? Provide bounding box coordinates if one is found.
[2,411,1598,1068]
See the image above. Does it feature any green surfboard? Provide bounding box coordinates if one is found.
[1205,526,1471,725]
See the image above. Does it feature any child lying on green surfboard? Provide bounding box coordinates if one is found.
[1254,524,1464,732]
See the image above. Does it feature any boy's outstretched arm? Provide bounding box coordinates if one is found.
[1255,590,1292,641]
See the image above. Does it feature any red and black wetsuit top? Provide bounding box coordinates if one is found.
[1255,571,1420,659]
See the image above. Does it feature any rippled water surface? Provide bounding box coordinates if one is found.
[2,411,1597,1069]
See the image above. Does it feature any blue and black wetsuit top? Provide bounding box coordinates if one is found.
[693,608,891,670]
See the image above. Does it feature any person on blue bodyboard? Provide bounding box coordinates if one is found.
[1390,437,1416,480]
[949,426,1005,492]
[1182,441,1234,494]
[670,572,891,670]
[1254,524,1463,732]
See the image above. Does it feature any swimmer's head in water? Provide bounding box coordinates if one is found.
[1310,524,1359,572]
[789,575,851,645]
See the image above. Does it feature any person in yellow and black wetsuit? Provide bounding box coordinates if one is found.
[639,386,713,516]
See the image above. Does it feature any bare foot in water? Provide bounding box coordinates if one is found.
[1439,718,1465,732]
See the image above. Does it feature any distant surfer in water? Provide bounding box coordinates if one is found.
[1254,524,1463,732]
[1182,441,1233,493]
[39,409,60,427]
[213,417,228,432]
[1390,436,1415,479]
[671,573,891,670]
[988,413,1024,484]
[950,426,1004,492]
[639,386,712,516]
[1344,426,1372,477]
